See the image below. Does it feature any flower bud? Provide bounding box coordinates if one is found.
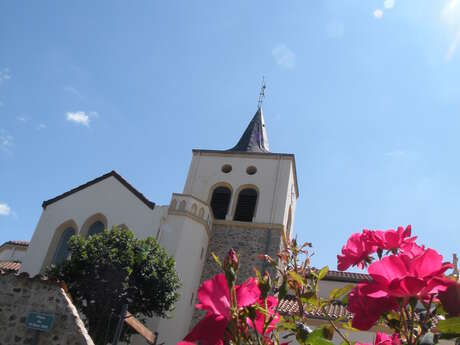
[224,248,239,271]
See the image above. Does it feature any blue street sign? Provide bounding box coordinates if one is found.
[25,312,55,332]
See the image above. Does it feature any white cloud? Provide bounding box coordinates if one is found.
[36,123,47,130]
[384,0,395,9]
[374,9,384,19]
[66,111,90,126]
[0,130,13,153]
[16,116,28,123]
[442,0,460,61]
[0,68,11,83]
[272,44,296,69]
[64,85,83,99]
[0,203,11,216]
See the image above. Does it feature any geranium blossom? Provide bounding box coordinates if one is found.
[182,273,260,345]
[356,332,401,345]
[337,231,376,271]
[367,248,453,299]
[348,282,398,330]
[249,295,280,334]
[368,225,413,251]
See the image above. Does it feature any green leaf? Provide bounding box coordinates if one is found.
[297,327,335,345]
[329,284,354,301]
[318,266,329,281]
[289,271,305,287]
[211,252,222,268]
[438,317,460,335]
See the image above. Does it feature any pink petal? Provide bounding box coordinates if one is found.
[368,255,408,285]
[236,277,260,308]
[184,314,228,345]
[196,273,231,317]
[411,249,444,278]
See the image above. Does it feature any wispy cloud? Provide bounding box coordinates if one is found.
[0,130,13,153]
[442,0,460,61]
[36,123,47,131]
[64,85,83,99]
[272,44,296,69]
[16,116,28,123]
[385,150,405,158]
[0,68,11,83]
[0,203,11,216]
[374,9,384,19]
[384,0,395,9]
[66,111,98,127]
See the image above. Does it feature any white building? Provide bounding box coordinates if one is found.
[16,105,380,344]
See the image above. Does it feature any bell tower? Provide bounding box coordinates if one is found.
[184,105,299,283]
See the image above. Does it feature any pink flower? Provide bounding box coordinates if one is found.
[369,225,413,251]
[367,248,454,299]
[356,332,400,345]
[348,283,398,330]
[249,296,280,334]
[337,232,376,271]
[375,332,401,345]
[182,273,260,345]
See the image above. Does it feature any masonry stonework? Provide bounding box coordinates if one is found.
[192,222,282,326]
[0,272,94,345]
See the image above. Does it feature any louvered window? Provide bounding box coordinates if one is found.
[210,187,232,220]
[233,188,257,222]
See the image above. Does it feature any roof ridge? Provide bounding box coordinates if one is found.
[42,170,155,210]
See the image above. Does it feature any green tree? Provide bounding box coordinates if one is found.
[47,226,180,345]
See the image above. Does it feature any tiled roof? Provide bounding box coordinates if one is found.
[0,261,22,271]
[323,269,371,283]
[42,170,155,210]
[2,240,29,247]
[278,295,351,321]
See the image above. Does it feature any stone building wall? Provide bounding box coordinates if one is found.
[0,271,94,345]
[191,221,282,326]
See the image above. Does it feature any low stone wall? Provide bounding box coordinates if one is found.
[0,271,94,345]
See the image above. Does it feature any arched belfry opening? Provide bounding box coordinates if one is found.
[233,188,258,222]
[210,186,232,220]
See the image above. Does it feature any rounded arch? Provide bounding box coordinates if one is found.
[169,198,177,210]
[179,200,187,211]
[79,213,108,238]
[208,182,233,220]
[191,203,198,215]
[42,219,78,270]
[231,184,260,222]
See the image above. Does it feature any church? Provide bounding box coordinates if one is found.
[18,105,300,344]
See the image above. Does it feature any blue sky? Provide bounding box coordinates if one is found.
[1,1,460,270]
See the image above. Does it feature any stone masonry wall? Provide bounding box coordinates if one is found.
[0,272,94,345]
[191,222,282,326]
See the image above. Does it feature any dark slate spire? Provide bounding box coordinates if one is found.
[228,107,270,153]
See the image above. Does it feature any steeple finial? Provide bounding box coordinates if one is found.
[257,77,266,109]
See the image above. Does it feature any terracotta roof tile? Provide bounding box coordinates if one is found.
[323,270,371,283]
[278,295,352,321]
[0,261,22,271]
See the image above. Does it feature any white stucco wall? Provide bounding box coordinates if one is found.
[0,245,28,262]
[183,151,298,227]
[152,194,210,345]
[21,175,165,276]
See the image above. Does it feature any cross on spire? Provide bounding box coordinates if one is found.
[257,77,266,109]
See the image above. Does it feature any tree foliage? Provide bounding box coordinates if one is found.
[47,226,180,345]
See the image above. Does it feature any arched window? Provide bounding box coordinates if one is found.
[51,227,75,266]
[87,220,105,237]
[210,186,232,220]
[233,188,258,222]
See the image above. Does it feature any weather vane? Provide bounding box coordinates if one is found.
[257,77,266,109]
